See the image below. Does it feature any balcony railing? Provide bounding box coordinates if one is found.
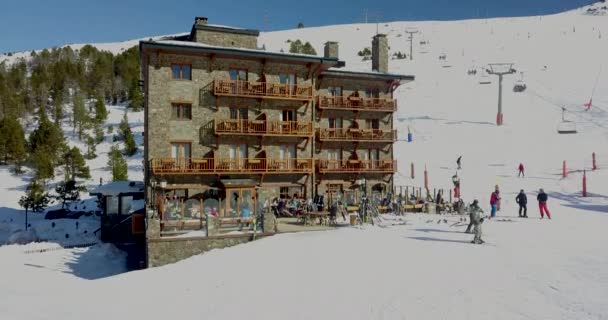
[152,158,313,175]
[317,96,397,112]
[316,159,397,173]
[215,119,313,137]
[214,79,313,100]
[317,128,397,142]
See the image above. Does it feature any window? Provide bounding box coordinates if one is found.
[282,109,296,121]
[370,148,380,165]
[280,144,296,159]
[328,118,343,129]
[365,88,380,98]
[328,149,342,161]
[229,69,247,81]
[171,64,191,80]
[171,142,191,168]
[279,187,289,199]
[229,144,247,159]
[280,73,296,95]
[230,107,248,120]
[171,103,192,120]
[367,118,380,130]
[328,86,342,97]
[120,196,133,215]
[106,196,119,215]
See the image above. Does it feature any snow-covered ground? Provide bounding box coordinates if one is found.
[1,2,608,319]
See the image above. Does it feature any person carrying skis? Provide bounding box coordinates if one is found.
[456,155,462,170]
[518,163,525,177]
[469,199,485,244]
[537,188,551,219]
[516,189,528,218]
[490,190,499,218]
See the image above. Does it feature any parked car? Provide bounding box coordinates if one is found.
[44,209,70,220]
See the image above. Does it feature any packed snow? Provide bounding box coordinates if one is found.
[1,2,608,320]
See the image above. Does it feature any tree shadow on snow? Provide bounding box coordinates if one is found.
[562,204,608,214]
[407,236,471,244]
[61,245,128,280]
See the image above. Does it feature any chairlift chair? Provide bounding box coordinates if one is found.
[557,107,577,134]
[513,72,527,92]
[479,71,492,84]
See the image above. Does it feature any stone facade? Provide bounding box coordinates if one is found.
[372,34,389,73]
[324,41,339,59]
[141,18,411,266]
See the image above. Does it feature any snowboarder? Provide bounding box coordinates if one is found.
[516,189,528,218]
[490,190,499,218]
[518,163,525,177]
[537,188,551,219]
[456,155,462,169]
[469,200,485,244]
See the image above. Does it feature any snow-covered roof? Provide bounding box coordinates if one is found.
[323,68,415,81]
[142,40,344,66]
[89,181,144,196]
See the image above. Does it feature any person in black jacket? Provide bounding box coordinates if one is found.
[516,189,528,218]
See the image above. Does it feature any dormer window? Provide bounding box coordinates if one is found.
[171,64,192,80]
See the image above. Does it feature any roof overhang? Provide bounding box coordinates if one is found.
[140,41,345,68]
[321,69,415,83]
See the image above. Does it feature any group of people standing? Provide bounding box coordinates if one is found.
[455,157,553,245]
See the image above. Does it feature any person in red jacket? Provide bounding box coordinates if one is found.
[518,163,525,177]
[490,191,499,218]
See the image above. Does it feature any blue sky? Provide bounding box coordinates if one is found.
[0,0,594,53]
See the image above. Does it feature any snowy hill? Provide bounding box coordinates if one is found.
[1,3,608,319]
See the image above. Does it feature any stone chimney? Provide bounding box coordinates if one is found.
[372,34,388,73]
[195,16,208,25]
[324,41,339,59]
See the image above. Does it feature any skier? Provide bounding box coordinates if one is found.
[518,163,525,177]
[469,199,485,244]
[537,188,551,219]
[490,190,499,218]
[516,189,528,218]
[456,155,462,170]
[494,185,502,211]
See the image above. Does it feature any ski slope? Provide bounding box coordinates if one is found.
[1,2,608,320]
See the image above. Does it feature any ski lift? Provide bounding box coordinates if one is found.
[439,53,452,68]
[513,72,527,92]
[419,39,429,54]
[557,107,577,134]
[479,69,492,84]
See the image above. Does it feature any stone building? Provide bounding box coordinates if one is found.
[139,17,414,243]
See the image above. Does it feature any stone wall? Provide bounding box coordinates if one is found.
[194,29,258,49]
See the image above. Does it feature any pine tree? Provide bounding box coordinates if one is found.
[289,40,304,54]
[52,97,64,126]
[297,22,305,28]
[119,111,130,140]
[29,116,65,179]
[94,95,108,123]
[301,42,317,55]
[108,145,128,181]
[19,180,50,214]
[94,124,105,144]
[53,180,81,209]
[124,130,138,156]
[33,149,54,181]
[72,93,88,140]
[86,135,96,159]
[128,86,143,111]
[63,146,90,180]
[0,117,27,170]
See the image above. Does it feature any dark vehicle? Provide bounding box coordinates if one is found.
[44,208,70,220]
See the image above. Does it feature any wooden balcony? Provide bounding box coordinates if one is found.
[317,128,397,142]
[316,159,397,173]
[151,158,313,175]
[215,119,313,137]
[317,96,397,112]
[214,79,313,101]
